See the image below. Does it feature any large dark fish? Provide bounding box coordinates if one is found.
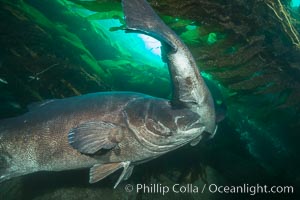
[0,0,216,188]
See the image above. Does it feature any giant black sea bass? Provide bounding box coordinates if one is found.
[0,0,216,188]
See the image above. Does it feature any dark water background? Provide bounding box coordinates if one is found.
[0,0,299,199]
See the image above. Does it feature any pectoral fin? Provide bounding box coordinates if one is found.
[68,121,123,154]
[89,161,132,188]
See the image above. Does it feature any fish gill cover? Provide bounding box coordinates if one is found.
[0,0,299,199]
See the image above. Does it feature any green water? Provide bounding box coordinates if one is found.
[0,0,299,199]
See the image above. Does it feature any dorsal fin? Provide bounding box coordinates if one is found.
[27,99,56,111]
[122,0,177,51]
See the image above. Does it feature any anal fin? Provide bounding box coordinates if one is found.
[89,161,132,188]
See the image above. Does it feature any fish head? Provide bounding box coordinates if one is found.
[124,98,208,154]
[145,101,208,148]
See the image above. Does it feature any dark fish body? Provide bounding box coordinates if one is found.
[0,92,127,180]
[0,92,205,182]
[0,92,156,180]
[0,0,216,187]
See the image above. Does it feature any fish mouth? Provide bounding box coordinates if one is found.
[173,128,205,149]
[190,135,203,146]
[189,126,218,146]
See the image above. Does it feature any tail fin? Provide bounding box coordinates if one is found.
[122,0,177,50]
[0,176,23,200]
[0,148,12,183]
[0,152,23,200]
[0,141,19,183]
[0,122,23,183]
